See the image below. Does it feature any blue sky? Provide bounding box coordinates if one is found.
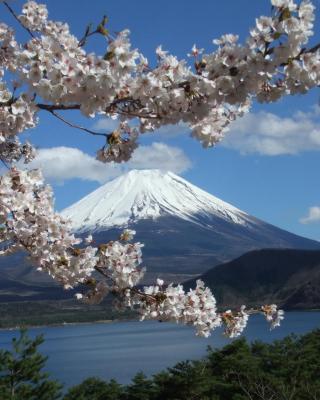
[2,0,320,240]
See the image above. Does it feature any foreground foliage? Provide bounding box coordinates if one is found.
[1,329,320,399]
[64,329,320,400]
[0,329,61,400]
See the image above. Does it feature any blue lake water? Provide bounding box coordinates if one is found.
[0,311,319,388]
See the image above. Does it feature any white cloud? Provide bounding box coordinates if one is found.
[28,142,191,184]
[223,107,320,155]
[92,118,119,132]
[130,142,191,173]
[300,206,320,224]
[27,147,120,184]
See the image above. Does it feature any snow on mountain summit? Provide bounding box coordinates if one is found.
[61,169,251,232]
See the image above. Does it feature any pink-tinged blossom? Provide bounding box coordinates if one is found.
[222,306,249,338]
[136,280,222,337]
[262,304,285,329]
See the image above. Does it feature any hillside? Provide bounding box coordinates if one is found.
[185,249,320,310]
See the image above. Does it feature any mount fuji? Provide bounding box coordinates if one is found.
[62,169,252,232]
[61,169,320,283]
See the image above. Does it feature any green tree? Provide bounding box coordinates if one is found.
[153,360,213,400]
[63,377,124,400]
[0,329,62,400]
[126,372,156,400]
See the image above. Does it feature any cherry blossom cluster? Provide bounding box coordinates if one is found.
[0,22,17,71]
[0,92,37,141]
[95,239,146,290]
[0,96,37,163]
[262,304,285,329]
[0,168,98,288]
[0,0,318,164]
[0,22,37,163]
[136,279,222,337]
[96,122,139,163]
[0,167,144,292]
[221,306,250,339]
[220,304,285,338]
[120,279,284,338]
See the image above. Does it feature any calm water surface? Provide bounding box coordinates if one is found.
[0,311,319,388]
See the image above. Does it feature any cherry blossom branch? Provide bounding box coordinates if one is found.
[78,26,98,48]
[3,1,35,38]
[37,104,81,111]
[78,15,110,47]
[45,109,111,138]
[307,42,320,54]
[37,101,161,121]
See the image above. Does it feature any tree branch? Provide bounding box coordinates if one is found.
[37,101,161,120]
[307,42,320,54]
[37,103,81,111]
[78,29,99,47]
[46,109,110,138]
[3,2,35,39]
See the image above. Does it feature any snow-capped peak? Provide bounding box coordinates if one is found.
[61,169,251,232]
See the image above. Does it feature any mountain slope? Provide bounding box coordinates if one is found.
[185,249,320,310]
[61,169,320,281]
[61,169,254,232]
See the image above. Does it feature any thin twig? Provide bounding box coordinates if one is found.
[104,97,137,112]
[78,30,99,47]
[37,102,161,120]
[37,103,81,111]
[307,42,320,54]
[3,2,35,39]
[94,265,158,302]
[46,109,110,138]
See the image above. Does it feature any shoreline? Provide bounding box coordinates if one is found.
[0,319,121,331]
[0,316,138,331]
[1,309,320,332]
[0,299,137,331]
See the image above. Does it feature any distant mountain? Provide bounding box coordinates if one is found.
[1,169,320,301]
[185,249,320,310]
[0,252,71,302]
[62,169,320,280]
[61,169,253,232]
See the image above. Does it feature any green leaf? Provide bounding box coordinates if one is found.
[272,32,281,40]
[103,50,115,61]
[97,24,109,36]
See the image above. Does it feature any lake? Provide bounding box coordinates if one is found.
[0,311,319,388]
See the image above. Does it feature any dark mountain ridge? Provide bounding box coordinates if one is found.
[185,248,320,310]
